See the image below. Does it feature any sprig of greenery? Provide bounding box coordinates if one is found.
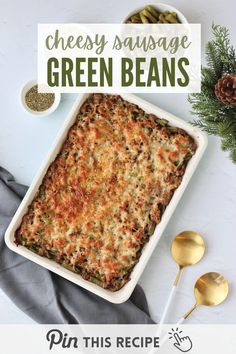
[189,24,236,163]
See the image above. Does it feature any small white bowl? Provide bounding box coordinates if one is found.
[123,3,188,24]
[20,79,61,117]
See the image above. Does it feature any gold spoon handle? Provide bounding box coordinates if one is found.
[174,266,183,286]
[183,303,198,320]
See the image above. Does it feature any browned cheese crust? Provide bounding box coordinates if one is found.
[15,94,196,291]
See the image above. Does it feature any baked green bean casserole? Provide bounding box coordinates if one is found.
[15,94,196,291]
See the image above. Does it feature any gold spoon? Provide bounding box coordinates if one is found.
[159,231,205,325]
[157,272,229,350]
[180,272,229,323]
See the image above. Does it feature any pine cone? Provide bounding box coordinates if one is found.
[215,74,236,106]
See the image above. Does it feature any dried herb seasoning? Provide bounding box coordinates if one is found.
[25,85,55,112]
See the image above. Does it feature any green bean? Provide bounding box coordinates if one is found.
[140,13,149,23]
[146,5,160,18]
[166,14,178,23]
[131,14,141,21]
[48,250,57,258]
[141,9,158,23]
[89,275,103,287]
[130,14,141,23]
[159,14,165,21]
[126,6,181,24]
[62,262,75,271]
[158,118,169,126]
[168,126,179,132]
[149,223,156,235]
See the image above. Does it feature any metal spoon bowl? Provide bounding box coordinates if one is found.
[171,231,205,285]
[184,272,229,320]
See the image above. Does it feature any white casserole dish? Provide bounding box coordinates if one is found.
[5,93,207,304]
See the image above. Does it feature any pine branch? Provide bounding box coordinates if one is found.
[205,41,223,78]
[188,24,236,163]
[212,24,236,73]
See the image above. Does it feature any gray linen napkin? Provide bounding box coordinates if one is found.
[0,167,154,324]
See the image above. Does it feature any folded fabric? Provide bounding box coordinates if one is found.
[0,167,154,324]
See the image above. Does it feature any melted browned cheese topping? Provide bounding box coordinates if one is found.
[15,94,196,291]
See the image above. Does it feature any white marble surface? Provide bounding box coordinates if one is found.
[0,0,236,324]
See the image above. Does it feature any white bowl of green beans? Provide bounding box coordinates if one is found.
[123,3,188,24]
